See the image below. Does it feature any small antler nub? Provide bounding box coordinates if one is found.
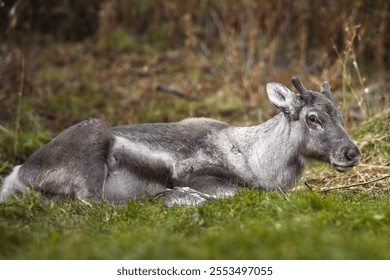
[320,81,332,100]
[291,76,307,95]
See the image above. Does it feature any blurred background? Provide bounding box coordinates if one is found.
[0,0,389,168]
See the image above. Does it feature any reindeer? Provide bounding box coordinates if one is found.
[0,77,361,206]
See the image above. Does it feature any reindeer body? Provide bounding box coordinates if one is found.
[0,78,361,206]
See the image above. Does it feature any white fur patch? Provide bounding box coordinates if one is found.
[103,136,175,202]
[114,136,176,169]
[163,187,211,206]
[0,166,26,201]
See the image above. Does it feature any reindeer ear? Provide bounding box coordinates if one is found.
[320,81,332,100]
[266,83,302,121]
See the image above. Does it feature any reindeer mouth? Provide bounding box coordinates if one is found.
[332,163,355,173]
[330,156,360,173]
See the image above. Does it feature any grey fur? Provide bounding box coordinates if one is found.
[0,78,361,206]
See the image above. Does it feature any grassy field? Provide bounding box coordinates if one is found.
[0,113,389,260]
[1,188,390,259]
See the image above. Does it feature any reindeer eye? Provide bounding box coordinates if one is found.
[308,115,317,123]
[307,113,322,129]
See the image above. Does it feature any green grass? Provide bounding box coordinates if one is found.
[1,189,390,259]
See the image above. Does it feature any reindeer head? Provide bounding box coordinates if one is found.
[266,77,361,172]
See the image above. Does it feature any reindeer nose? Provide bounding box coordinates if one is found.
[344,146,361,163]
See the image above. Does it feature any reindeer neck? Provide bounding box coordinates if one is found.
[230,113,306,190]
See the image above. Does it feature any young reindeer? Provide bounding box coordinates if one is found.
[0,77,361,206]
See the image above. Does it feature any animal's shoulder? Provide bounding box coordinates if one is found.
[179,117,230,130]
[111,118,230,136]
[110,118,230,156]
